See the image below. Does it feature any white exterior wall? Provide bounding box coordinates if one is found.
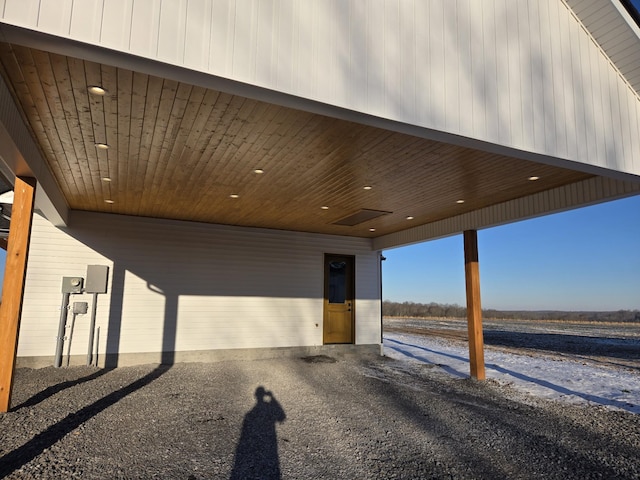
[1,0,639,178]
[18,212,381,363]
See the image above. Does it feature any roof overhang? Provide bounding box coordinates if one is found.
[0,4,639,249]
[568,0,640,96]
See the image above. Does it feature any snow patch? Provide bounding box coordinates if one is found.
[384,332,640,414]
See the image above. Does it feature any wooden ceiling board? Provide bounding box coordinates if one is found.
[0,43,594,238]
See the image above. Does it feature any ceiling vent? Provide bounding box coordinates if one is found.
[332,209,392,226]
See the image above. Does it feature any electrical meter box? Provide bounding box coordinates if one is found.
[85,265,109,294]
[73,302,89,314]
[61,276,84,294]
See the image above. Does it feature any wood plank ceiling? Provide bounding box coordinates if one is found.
[0,43,593,238]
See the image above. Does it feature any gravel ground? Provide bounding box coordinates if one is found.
[1,355,640,479]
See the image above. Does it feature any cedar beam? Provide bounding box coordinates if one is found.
[464,230,486,380]
[0,177,36,412]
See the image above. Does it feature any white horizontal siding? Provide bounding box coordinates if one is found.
[1,0,639,177]
[373,177,640,250]
[18,212,380,362]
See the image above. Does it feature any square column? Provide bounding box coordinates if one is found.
[464,230,486,380]
[0,177,36,412]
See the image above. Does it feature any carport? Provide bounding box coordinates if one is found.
[1,0,640,412]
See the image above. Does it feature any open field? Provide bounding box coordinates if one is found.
[384,316,640,371]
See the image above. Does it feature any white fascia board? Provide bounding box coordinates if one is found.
[0,128,68,227]
[373,178,640,251]
[567,0,640,95]
[609,0,640,41]
[0,61,68,226]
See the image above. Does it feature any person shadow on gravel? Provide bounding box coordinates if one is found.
[230,386,286,480]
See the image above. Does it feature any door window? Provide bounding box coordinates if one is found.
[328,261,347,303]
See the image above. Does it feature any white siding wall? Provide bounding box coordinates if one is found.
[18,212,380,362]
[1,0,639,177]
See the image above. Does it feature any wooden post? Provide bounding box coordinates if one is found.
[0,177,36,412]
[464,230,485,380]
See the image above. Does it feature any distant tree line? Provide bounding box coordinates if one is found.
[382,300,640,323]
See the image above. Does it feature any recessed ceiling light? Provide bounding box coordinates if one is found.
[456,199,465,204]
[95,143,109,150]
[321,206,329,210]
[230,194,239,199]
[528,176,540,181]
[88,86,107,96]
[369,228,376,232]
[101,177,111,182]
[104,199,114,204]
[363,186,373,190]
[406,216,414,220]
[254,169,264,174]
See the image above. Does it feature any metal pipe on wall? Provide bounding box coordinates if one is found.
[54,292,70,368]
[94,326,100,367]
[87,292,98,366]
[65,311,77,367]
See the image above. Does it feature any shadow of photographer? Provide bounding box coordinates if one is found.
[230,386,286,480]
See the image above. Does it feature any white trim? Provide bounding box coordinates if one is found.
[374,177,640,250]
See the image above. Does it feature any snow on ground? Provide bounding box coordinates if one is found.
[384,332,640,414]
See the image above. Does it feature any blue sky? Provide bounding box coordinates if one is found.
[382,195,640,311]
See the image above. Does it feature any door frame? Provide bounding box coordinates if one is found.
[322,253,355,344]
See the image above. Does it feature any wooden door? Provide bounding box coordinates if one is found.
[323,254,355,344]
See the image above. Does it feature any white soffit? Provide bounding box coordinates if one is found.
[568,0,640,95]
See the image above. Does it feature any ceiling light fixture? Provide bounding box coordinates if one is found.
[88,86,107,96]
[101,177,111,182]
[456,199,465,204]
[321,206,329,210]
[254,169,264,174]
[104,199,114,204]
[369,228,376,232]
[363,186,373,190]
[406,216,414,220]
[230,194,239,199]
[95,143,109,150]
[528,176,540,181]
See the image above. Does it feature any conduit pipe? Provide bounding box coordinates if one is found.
[53,292,70,368]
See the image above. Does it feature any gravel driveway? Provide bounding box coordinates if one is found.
[1,354,639,479]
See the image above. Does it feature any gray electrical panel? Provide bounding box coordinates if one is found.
[73,302,89,314]
[85,265,109,294]
[61,276,84,294]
